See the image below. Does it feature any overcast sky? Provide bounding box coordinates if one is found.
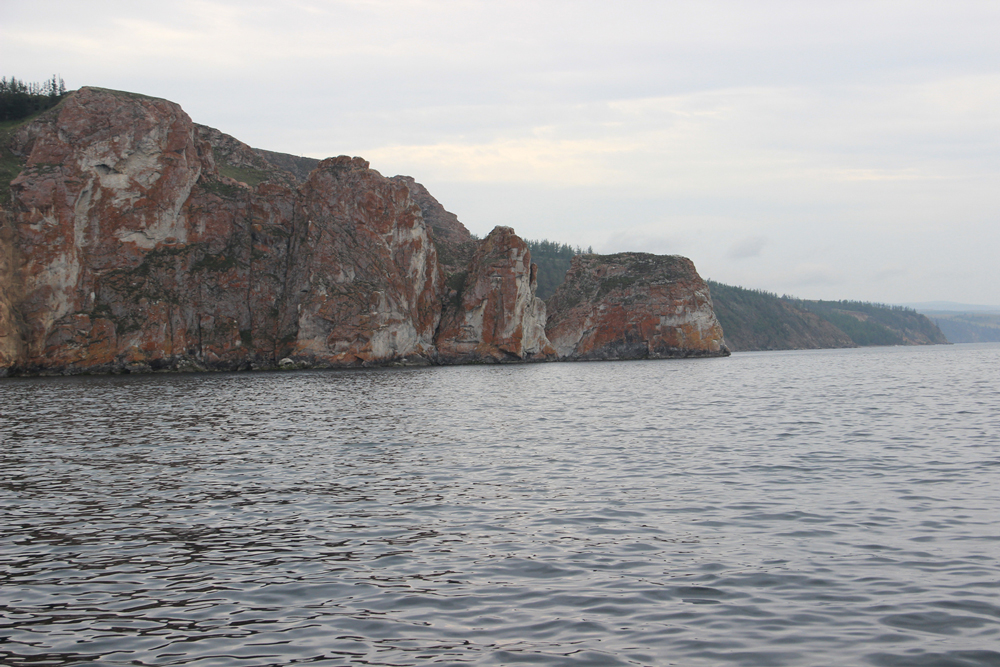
[3,0,999,304]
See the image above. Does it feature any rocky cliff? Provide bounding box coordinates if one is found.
[435,226,554,363]
[0,87,728,375]
[546,253,729,359]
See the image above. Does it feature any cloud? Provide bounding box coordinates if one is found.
[784,263,844,288]
[363,136,642,187]
[871,264,909,282]
[2,0,999,303]
[727,235,767,259]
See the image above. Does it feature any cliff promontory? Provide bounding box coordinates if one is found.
[546,253,728,359]
[0,87,728,375]
[435,226,554,363]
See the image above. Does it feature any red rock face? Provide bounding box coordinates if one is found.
[0,87,730,376]
[0,209,25,370]
[4,87,216,372]
[435,226,554,363]
[545,253,730,360]
[288,157,442,365]
[0,88,444,374]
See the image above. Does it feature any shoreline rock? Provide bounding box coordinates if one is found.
[546,253,729,360]
[0,87,729,377]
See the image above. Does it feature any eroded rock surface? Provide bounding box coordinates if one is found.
[545,253,730,360]
[289,157,442,365]
[0,88,448,373]
[0,87,730,376]
[195,124,300,189]
[435,226,554,363]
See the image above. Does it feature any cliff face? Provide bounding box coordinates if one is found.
[546,253,729,360]
[0,87,727,375]
[0,88,445,373]
[435,226,554,363]
[289,157,442,364]
[0,208,24,368]
[4,88,214,372]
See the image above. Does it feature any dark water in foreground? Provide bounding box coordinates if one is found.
[2,343,1000,667]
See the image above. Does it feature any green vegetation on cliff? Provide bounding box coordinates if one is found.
[0,76,67,122]
[1,77,70,206]
[524,239,592,300]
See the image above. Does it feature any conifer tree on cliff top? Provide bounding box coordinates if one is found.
[0,75,67,122]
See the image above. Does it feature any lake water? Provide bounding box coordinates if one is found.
[2,343,1000,667]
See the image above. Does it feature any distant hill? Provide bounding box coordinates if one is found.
[898,303,1000,343]
[922,312,1000,343]
[708,284,947,350]
[901,301,1000,313]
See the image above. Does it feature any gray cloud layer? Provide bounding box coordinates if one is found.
[3,0,998,303]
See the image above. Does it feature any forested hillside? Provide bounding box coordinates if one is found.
[525,239,592,300]
[706,281,854,351]
[1,76,67,121]
[788,299,948,346]
[708,284,948,350]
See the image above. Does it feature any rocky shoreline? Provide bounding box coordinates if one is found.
[0,87,728,377]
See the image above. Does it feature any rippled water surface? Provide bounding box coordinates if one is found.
[2,344,1000,666]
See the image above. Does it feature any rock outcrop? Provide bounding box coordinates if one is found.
[0,86,729,376]
[392,176,473,247]
[435,226,554,363]
[289,157,442,365]
[0,208,24,369]
[392,175,478,281]
[0,88,447,373]
[4,87,214,373]
[252,148,320,184]
[545,253,729,360]
[195,124,300,188]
